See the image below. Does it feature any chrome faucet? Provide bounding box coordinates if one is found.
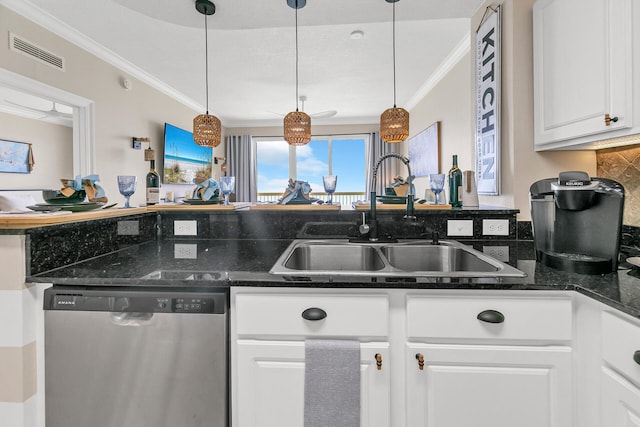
[360,153,415,241]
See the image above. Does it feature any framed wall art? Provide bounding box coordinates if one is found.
[408,121,441,177]
[163,123,212,184]
[0,139,34,174]
[475,5,501,195]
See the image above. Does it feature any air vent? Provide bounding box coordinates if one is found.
[9,32,65,71]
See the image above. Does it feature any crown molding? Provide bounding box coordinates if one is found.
[405,31,470,111]
[0,0,203,113]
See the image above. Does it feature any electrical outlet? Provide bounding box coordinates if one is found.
[174,243,197,259]
[117,220,139,236]
[483,245,510,262]
[174,220,197,236]
[482,219,509,236]
[447,220,473,236]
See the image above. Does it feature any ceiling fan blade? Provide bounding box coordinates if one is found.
[4,99,49,115]
[310,110,337,119]
[4,99,72,119]
[49,104,73,118]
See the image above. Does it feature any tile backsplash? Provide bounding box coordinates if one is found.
[597,143,640,226]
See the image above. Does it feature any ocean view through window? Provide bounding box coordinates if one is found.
[255,135,368,207]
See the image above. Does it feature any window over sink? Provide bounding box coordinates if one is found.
[254,134,368,206]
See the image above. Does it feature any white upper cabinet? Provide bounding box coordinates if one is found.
[533,0,638,150]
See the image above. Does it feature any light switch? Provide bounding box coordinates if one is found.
[447,220,473,236]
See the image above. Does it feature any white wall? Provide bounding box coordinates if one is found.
[0,112,72,189]
[404,51,473,203]
[0,5,224,206]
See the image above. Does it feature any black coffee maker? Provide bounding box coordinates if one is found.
[529,171,625,274]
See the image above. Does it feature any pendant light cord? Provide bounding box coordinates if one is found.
[295,5,300,112]
[204,13,210,114]
[392,1,397,108]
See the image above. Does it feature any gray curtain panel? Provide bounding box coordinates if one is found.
[226,134,257,202]
[365,131,400,198]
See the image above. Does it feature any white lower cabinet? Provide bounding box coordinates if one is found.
[601,367,640,426]
[405,294,573,427]
[600,310,640,426]
[405,343,572,427]
[235,340,390,427]
[231,289,574,427]
[232,290,391,427]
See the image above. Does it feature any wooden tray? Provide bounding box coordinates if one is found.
[250,203,341,211]
[354,203,451,211]
[0,207,148,228]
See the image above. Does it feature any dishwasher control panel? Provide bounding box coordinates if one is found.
[171,297,214,313]
[45,289,228,314]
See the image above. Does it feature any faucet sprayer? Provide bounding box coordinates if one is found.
[363,153,415,241]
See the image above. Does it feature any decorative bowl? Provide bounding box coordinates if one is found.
[42,189,87,205]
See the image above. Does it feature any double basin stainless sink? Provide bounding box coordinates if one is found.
[270,239,526,279]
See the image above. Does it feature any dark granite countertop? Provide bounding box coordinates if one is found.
[27,238,640,319]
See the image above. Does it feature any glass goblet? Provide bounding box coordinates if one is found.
[322,175,337,205]
[219,176,235,206]
[429,174,446,205]
[117,175,137,208]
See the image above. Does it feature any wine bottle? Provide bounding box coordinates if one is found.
[146,159,160,205]
[448,155,462,208]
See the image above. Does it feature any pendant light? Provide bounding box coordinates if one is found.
[193,0,222,147]
[283,0,311,146]
[380,0,409,143]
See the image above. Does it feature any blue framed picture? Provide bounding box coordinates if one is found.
[0,139,33,174]
[163,123,213,184]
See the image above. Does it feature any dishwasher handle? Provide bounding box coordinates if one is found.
[110,312,155,326]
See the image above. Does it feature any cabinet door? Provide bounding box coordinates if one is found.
[602,367,640,426]
[234,340,390,427]
[533,0,633,147]
[406,343,572,427]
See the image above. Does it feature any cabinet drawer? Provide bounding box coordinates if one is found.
[407,295,572,342]
[602,311,640,384]
[235,293,389,338]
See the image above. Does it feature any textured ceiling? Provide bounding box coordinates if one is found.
[2,0,484,127]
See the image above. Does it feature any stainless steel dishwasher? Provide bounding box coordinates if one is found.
[43,286,228,427]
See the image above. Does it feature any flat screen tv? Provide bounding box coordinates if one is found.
[162,123,213,184]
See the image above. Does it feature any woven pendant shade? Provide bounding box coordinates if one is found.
[283,0,311,146]
[193,1,221,148]
[380,0,409,144]
[284,110,311,145]
[193,113,222,147]
[380,107,409,143]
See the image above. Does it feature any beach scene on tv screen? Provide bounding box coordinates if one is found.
[163,123,212,184]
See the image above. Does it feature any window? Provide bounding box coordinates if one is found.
[254,135,368,205]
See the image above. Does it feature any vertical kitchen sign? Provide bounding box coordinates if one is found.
[475,5,501,195]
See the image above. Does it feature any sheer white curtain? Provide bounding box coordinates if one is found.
[365,132,400,199]
[226,134,257,202]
